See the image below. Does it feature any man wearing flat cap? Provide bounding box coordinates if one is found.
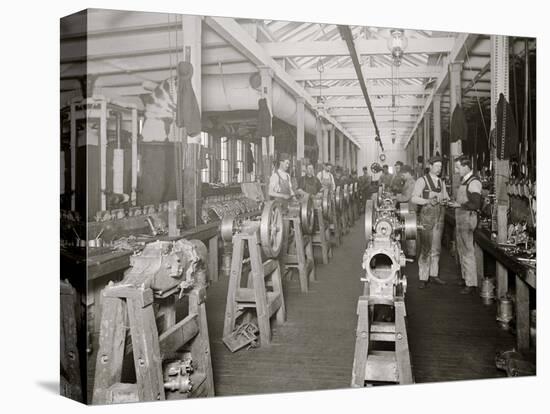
[411,155,450,288]
[390,161,406,194]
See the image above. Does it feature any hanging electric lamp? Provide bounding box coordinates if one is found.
[387,29,408,67]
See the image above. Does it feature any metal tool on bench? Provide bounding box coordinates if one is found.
[351,195,419,387]
[92,238,214,403]
[221,201,286,350]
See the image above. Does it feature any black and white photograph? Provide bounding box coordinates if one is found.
[57,6,539,405]
[3,1,547,412]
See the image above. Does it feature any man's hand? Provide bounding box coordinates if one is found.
[447,200,460,208]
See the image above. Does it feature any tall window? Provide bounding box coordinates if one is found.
[221,137,229,184]
[200,132,210,183]
[236,139,244,183]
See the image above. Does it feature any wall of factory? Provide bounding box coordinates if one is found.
[357,141,407,173]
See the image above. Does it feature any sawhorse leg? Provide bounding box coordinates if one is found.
[394,300,413,384]
[351,296,370,387]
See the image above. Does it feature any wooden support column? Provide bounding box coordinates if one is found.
[260,67,274,189]
[322,125,329,164]
[297,97,305,161]
[418,123,424,168]
[329,126,336,164]
[491,35,510,298]
[339,130,344,168]
[424,115,431,160]
[131,108,138,205]
[100,100,107,211]
[433,94,442,156]
[182,15,202,227]
[316,118,323,167]
[346,139,351,171]
[449,61,463,196]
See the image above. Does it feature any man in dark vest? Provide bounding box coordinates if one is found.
[298,164,322,196]
[448,156,483,294]
[411,156,450,288]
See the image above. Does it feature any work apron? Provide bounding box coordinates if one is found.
[455,181,478,287]
[417,176,445,281]
[319,172,333,191]
[271,171,292,210]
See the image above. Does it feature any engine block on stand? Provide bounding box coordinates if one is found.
[351,194,419,387]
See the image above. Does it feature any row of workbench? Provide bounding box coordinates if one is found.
[444,211,536,352]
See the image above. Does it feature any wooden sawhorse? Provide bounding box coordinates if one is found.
[282,215,316,293]
[223,230,286,347]
[312,205,332,264]
[92,284,214,403]
[351,294,413,386]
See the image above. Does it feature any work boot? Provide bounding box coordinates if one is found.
[460,286,475,295]
[430,276,447,285]
[418,281,428,289]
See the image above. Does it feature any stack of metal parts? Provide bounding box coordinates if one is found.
[201,195,260,224]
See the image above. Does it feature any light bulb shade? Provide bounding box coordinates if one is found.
[387,29,408,66]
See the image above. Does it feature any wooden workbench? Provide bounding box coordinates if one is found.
[445,211,536,351]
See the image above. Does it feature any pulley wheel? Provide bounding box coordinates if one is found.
[343,184,350,205]
[403,212,418,240]
[260,200,284,258]
[300,194,315,234]
[322,189,332,220]
[335,186,343,211]
[364,200,374,241]
[220,215,236,242]
[371,162,382,174]
[399,202,410,217]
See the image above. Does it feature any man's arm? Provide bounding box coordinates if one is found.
[411,178,429,206]
[268,173,279,198]
[396,180,414,203]
[461,180,482,210]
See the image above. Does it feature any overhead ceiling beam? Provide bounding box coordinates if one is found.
[204,16,360,147]
[325,97,424,107]
[329,109,420,116]
[288,66,441,81]
[405,33,479,147]
[462,60,491,94]
[260,38,455,58]
[307,85,430,96]
[338,25,382,151]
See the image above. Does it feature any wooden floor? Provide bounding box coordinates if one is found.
[205,215,516,396]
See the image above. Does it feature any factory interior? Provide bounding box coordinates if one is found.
[59,9,537,404]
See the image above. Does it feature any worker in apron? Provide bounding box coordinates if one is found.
[268,157,295,208]
[317,163,336,193]
[411,156,450,289]
[448,156,483,294]
[298,164,322,196]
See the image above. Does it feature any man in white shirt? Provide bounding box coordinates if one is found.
[448,156,483,294]
[269,156,295,202]
[411,156,450,288]
[316,162,336,193]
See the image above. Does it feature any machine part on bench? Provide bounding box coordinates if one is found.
[260,201,284,258]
